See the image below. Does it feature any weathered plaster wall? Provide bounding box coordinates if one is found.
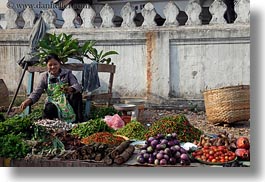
[0,24,250,106]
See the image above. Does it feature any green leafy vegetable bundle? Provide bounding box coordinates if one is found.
[114,120,147,140]
[0,134,31,159]
[71,118,114,138]
[0,109,42,138]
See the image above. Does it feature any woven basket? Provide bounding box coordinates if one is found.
[203,85,250,124]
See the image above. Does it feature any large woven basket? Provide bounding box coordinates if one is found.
[203,85,250,124]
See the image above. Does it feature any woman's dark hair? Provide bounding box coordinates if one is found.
[44,54,61,64]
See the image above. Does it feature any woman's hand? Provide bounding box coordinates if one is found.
[20,99,32,111]
[61,86,75,94]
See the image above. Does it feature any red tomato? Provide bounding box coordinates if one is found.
[228,156,235,161]
[203,149,209,154]
[196,157,201,160]
[211,159,217,163]
[218,146,226,150]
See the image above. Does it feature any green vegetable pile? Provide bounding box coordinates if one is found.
[0,134,31,159]
[115,120,147,140]
[0,109,43,159]
[114,120,147,140]
[145,114,203,143]
[0,109,42,138]
[88,105,121,120]
[71,118,114,138]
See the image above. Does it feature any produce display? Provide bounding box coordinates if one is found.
[59,142,114,161]
[104,140,135,165]
[81,132,125,145]
[0,133,31,159]
[71,118,114,138]
[145,115,202,143]
[193,131,238,151]
[0,105,251,167]
[193,133,250,162]
[136,133,191,166]
[34,119,74,132]
[191,146,237,164]
[234,136,250,161]
[114,121,147,140]
[0,109,42,137]
[0,109,42,159]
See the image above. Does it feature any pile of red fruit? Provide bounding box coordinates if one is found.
[192,145,236,164]
[235,137,250,161]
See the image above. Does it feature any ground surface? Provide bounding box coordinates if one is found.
[138,109,250,139]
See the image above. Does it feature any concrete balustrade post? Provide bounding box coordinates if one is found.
[141,2,157,28]
[185,0,202,26]
[100,4,115,28]
[163,1,179,27]
[80,4,96,28]
[62,5,77,28]
[5,8,18,29]
[22,7,36,29]
[209,0,227,25]
[121,2,136,28]
[234,0,250,24]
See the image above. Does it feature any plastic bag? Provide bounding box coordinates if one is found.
[104,114,125,130]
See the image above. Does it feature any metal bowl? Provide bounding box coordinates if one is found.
[125,99,145,105]
[113,104,137,111]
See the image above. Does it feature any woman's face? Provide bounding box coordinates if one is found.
[47,58,60,76]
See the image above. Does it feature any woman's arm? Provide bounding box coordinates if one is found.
[20,72,47,111]
[28,72,47,104]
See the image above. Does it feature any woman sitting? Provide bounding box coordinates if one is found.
[20,54,83,123]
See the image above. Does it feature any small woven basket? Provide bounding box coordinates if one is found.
[203,85,250,124]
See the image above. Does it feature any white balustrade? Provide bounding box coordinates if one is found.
[3,0,250,30]
[163,1,179,27]
[22,7,36,29]
[5,8,18,29]
[100,4,115,28]
[185,0,202,26]
[141,2,157,27]
[209,0,227,25]
[234,0,250,24]
[62,5,77,28]
[80,4,96,28]
[121,2,136,28]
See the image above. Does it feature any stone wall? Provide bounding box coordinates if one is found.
[0,0,250,107]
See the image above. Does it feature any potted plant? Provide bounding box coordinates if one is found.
[35,32,118,65]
